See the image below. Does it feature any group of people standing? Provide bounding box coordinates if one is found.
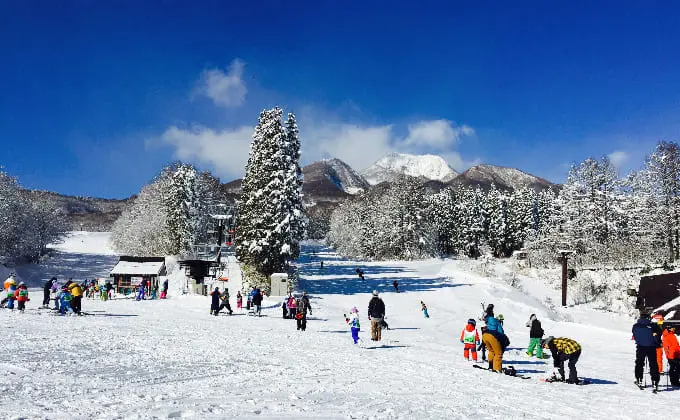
[282,292,312,331]
[1,274,29,311]
[632,309,680,390]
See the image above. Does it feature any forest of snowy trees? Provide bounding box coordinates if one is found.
[0,170,69,263]
[110,162,226,256]
[328,141,680,270]
[236,108,306,280]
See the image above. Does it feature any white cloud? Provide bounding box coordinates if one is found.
[403,119,474,150]
[440,151,482,172]
[193,59,247,107]
[160,125,253,179]
[608,150,630,168]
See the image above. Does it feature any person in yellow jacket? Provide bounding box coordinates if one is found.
[542,336,582,383]
[68,282,84,314]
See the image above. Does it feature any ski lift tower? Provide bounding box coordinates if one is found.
[178,204,237,293]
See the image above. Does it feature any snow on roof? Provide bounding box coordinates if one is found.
[656,295,680,312]
[110,260,165,276]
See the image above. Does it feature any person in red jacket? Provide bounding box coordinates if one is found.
[14,282,30,311]
[662,325,680,387]
[652,313,665,374]
[460,318,481,361]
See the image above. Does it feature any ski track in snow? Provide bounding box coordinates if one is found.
[1,233,678,419]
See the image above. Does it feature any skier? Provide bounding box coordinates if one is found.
[632,310,662,390]
[1,274,16,307]
[392,280,399,293]
[210,287,221,316]
[59,287,74,315]
[218,289,233,315]
[460,318,481,361]
[421,301,429,318]
[43,277,56,308]
[236,291,243,310]
[287,293,297,320]
[662,324,680,387]
[652,313,665,375]
[525,313,546,358]
[344,307,361,344]
[541,336,582,384]
[14,282,29,311]
[296,292,312,331]
[252,288,263,316]
[368,290,386,341]
[69,282,83,314]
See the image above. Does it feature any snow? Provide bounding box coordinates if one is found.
[1,234,676,419]
[363,153,457,185]
[110,260,165,276]
[320,158,370,194]
[462,164,548,190]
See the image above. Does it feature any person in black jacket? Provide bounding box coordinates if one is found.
[525,314,545,358]
[392,280,399,293]
[210,287,221,316]
[252,288,263,316]
[368,291,386,341]
[43,277,56,308]
[632,309,663,389]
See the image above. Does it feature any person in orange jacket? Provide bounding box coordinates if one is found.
[460,318,481,361]
[14,282,30,311]
[652,313,665,374]
[662,325,680,387]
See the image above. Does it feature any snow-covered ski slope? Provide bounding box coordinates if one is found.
[1,234,676,419]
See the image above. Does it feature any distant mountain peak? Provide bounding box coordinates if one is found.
[304,158,370,196]
[362,153,458,185]
[453,164,554,192]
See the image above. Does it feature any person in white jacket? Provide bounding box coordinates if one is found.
[344,307,361,344]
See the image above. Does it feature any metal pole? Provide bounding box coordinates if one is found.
[561,253,568,307]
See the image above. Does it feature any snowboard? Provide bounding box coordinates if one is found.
[472,364,531,379]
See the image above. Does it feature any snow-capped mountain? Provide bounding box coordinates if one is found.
[362,153,458,185]
[451,164,555,192]
[302,158,370,196]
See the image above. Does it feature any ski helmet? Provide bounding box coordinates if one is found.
[467,318,476,327]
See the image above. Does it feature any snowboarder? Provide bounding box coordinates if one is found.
[236,291,242,310]
[460,318,481,361]
[368,290,386,341]
[632,310,662,389]
[296,292,312,331]
[525,313,546,358]
[392,280,399,293]
[345,307,361,344]
[252,288,263,316]
[542,336,582,384]
[287,293,297,320]
[210,287,221,316]
[421,301,429,318]
[218,288,233,315]
[662,324,680,387]
[43,277,56,308]
[14,282,29,311]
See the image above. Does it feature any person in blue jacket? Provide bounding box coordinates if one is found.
[632,309,662,389]
[59,287,74,315]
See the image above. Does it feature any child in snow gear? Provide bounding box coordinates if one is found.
[662,325,680,386]
[461,319,481,361]
[160,279,169,299]
[345,307,361,344]
[296,292,312,331]
[633,310,662,389]
[542,336,582,384]
[525,314,545,358]
[15,282,29,311]
[287,293,297,320]
[210,287,221,315]
[1,275,16,308]
[392,280,399,293]
[5,281,17,309]
[368,290,386,341]
[43,277,56,307]
[497,314,504,326]
[236,291,242,310]
[59,288,74,315]
[421,301,429,318]
[282,299,288,318]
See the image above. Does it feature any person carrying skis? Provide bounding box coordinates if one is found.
[368,291,386,341]
[421,301,429,318]
[460,318,481,361]
[662,324,680,387]
[633,309,662,390]
[345,307,361,344]
[14,282,29,311]
[392,280,399,293]
[296,292,312,331]
[210,287,221,316]
[43,277,56,308]
[542,336,582,384]
[525,314,546,358]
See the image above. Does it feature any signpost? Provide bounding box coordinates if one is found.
[558,250,575,307]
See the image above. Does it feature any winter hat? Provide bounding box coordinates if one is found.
[497,314,504,321]
[529,314,536,321]
[467,318,476,327]
[372,290,378,296]
[351,307,358,314]
[639,308,652,318]
[18,281,25,286]
[541,336,554,348]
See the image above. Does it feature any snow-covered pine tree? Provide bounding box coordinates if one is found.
[162,162,201,255]
[457,187,486,258]
[485,186,509,257]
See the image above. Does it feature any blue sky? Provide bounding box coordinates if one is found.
[2,1,680,198]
